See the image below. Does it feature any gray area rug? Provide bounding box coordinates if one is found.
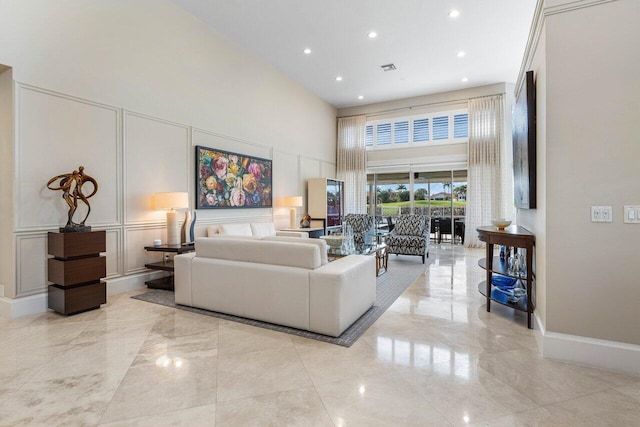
[131,256,429,347]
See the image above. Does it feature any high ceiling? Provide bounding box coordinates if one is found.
[171,0,536,108]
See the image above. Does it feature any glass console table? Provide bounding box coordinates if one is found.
[327,243,388,276]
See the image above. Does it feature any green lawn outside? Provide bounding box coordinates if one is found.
[379,200,466,207]
[369,200,466,216]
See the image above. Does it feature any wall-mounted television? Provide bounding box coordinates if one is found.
[513,70,537,209]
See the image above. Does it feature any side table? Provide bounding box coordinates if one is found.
[144,243,195,291]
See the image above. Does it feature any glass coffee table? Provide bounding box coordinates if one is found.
[327,243,388,276]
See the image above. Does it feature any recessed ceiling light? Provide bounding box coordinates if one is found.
[368,31,377,39]
[303,48,311,54]
[449,9,460,18]
[461,77,469,82]
[358,95,364,100]
[336,76,343,81]
[457,51,466,58]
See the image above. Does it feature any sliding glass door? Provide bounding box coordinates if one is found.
[368,169,467,246]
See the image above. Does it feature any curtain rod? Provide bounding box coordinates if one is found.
[337,92,506,119]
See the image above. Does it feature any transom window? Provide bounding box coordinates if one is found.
[365,109,468,149]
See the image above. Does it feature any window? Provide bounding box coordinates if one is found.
[393,121,409,144]
[365,109,468,149]
[413,118,429,142]
[432,116,449,140]
[377,123,391,145]
[454,113,469,139]
[365,124,373,146]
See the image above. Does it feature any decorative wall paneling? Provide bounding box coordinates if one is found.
[124,225,166,275]
[10,82,336,303]
[15,84,121,231]
[105,228,121,278]
[123,111,190,225]
[16,233,48,297]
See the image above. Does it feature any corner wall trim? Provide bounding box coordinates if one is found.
[542,330,640,375]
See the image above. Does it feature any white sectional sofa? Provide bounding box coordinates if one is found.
[174,236,376,337]
[206,222,308,238]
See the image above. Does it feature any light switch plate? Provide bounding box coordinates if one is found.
[592,206,613,223]
[624,206,640,224]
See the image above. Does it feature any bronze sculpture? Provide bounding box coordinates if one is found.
[47,166,98,232]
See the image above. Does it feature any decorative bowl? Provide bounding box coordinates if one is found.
[491,218,512,230]
[320,235,346,249]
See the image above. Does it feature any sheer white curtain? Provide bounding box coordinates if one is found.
[465,95,507,248]
[337,115,367,214]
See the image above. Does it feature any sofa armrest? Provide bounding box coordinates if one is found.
[174,252,196,306]
[309,255,376,337]
[276,231,309,238]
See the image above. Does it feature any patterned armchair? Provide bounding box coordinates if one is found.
[385,214,430,263]
[344,214,375,247]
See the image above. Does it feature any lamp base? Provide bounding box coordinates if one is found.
[289,207,296,229]
[166,210,179,245]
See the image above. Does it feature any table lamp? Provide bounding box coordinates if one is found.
[152,192,189,245]
[282,196,303,229]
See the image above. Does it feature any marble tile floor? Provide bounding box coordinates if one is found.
[1,245,639,426]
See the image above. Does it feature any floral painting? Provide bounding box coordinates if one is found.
[196,146,272,209]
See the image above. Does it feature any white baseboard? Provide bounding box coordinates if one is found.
[0,293,48,319]
[0,271,165,319]
[541,325,640,375]
[105,271,164,295]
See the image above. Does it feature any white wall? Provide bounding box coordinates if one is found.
[0,68,14,298]
[0,0,336,312]
[517,0,640,357]
[544,0,640,346]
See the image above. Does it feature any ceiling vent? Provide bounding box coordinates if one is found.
[381,63,396,72]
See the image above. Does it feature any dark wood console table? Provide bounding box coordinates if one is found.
[144,243,194,291]
[476,225,535,328]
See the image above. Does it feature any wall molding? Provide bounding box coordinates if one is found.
[542,329,640,375]
[14,82,122,232]
[516,0,620,95]
[106,270,161,296]
[0,293,48,318]
[536,313,639,375]
[5,80,335,317]
[122,110,191,226]
[15,233,48,297]
[192,126,272,152]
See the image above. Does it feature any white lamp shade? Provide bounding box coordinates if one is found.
[281,196,303,207]
[152,192,189,210]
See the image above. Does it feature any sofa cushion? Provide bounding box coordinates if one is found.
[206,225,218,237]
[218,223,252,236]
[250,222,277,238]
[195,237,321,269]
[261,235,328,265]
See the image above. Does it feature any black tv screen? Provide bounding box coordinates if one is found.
[513,70,536,209]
